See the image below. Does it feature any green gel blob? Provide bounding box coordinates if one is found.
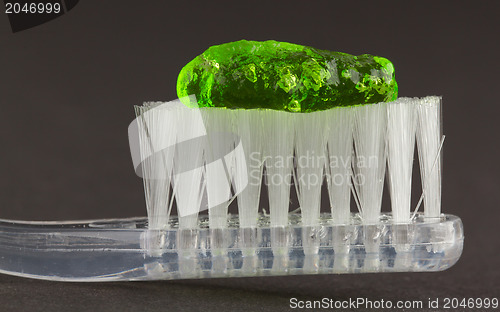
[177,40,398,112]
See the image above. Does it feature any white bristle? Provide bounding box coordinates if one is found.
[325,107,354,225]
[294,111,328,272]
[233,110,264,228]
[262,109,295,272]
[262,110,295,227]
[135,102,176,230]
[294,111,327,227]
[387,99,417,223]
[137,97,443,229]
[324,106,354,271]
[352,102,388,223]
[202,108,236,229]
[416,96,442,218]
[172,106,206,229]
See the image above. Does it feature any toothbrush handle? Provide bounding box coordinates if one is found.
[0,217,155,281]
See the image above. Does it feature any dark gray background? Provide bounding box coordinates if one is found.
[0,1,499,311]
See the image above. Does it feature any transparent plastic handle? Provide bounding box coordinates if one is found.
[0,214,463,282]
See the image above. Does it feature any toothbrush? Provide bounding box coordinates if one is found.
[0,40,463,281]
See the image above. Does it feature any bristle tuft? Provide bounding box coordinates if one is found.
[294,111,327,226]
[387,99,417,223]
[262,110,295,227]
[234,110,264,228]
[325,107,354,225]
[416,96,443,218]
[352,103,388,223]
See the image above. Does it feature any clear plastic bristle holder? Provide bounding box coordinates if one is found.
[0,213,463,281]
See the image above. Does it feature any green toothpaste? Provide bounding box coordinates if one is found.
[177,40,398,112]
